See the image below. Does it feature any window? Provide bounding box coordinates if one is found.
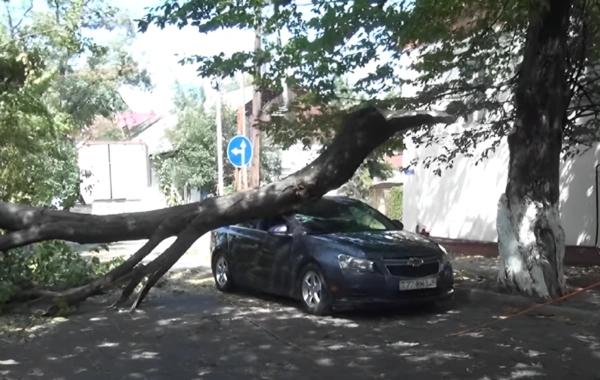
[295,199,397,234]
[235,220,257,229]
[256,216,288,232]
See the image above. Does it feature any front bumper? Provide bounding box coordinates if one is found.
[323,260,454,308]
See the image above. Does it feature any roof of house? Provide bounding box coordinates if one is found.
[82,112,176,156]
[116,112,160,129]
[385,155,403,168]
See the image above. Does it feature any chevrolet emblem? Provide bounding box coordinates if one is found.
[408,257,424,267]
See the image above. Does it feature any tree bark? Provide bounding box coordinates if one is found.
[497,0,571,299]
[0,107,452,312]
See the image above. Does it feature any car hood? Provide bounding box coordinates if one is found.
[313,230,443,259]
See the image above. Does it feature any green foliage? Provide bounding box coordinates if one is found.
[153,83,283,199]
[386,186,403,221]
[220,75,254,92]
[0,0,150,208]
[0,241,124,310]
[259,134,283,184]
[152,84,238,198]
[139,2,404,157]
[338,160,395,201]
[223,184,235,196]
[0,1,148,309]
[141,0,600,173]
[337,164,373,201]
[96,126,128,141]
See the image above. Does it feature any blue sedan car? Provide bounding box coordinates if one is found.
[211,196,454,315]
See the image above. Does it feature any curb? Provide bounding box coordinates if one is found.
[453,287,599,320]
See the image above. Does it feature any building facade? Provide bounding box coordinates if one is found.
[403,132,600,247]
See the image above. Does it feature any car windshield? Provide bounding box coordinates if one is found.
[294,198,398,234]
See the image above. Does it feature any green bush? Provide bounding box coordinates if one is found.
[0,241,124,310]
[386,186,403,220]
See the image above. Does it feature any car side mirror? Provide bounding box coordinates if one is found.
[268,224,290,236]
[393,219,404,230]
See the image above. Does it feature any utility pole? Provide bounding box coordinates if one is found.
[249,7,262,188]
[240,72,248,190]
[214,78,224,196]
[276,3,289,111]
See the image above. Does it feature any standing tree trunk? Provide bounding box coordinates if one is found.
[497,0,571,299]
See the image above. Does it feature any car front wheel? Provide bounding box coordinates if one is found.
[212,252,234,292]
[298,264,333,316]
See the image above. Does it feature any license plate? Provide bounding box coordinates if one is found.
[399,278,437,291]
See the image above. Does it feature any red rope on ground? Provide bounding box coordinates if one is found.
[445,281,600,338]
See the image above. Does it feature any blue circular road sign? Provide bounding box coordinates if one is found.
[226,135,253,168]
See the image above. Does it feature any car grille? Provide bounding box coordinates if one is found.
[385,259,440,278]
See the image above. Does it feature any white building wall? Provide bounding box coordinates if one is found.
[280,143,323,178]
[78,142,168,214]
[399,41,600,247]
[279,143,343,196]
[221,86,254,110]
[403,134,600,246]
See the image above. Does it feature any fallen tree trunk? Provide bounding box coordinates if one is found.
[0,106,452,312]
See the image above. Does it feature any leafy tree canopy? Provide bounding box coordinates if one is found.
[140,0,600,172]
[153,84,237,204]
[139,0,406,161]
[153,83,283,204]
[0,0,151,207]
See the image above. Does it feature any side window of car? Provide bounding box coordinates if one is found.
[256,216,288,232]
[236,220,258,229]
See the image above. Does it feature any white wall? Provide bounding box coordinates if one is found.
[398,39,600,246]
[221,86,254,110]
[560,145,600,246]
[280,143,323,177]
[403,133,600,246]
[79,144,112,201]
[78,142,168,214]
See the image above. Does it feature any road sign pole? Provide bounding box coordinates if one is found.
[241,147,245,177]
[240,72,248,190]
[216,82,224,196]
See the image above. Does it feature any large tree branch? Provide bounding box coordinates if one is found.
[0,106,453,312]
[0,106,453,252]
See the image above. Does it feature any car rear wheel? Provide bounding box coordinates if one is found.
[298,264,333,316]
[212,252,234,292]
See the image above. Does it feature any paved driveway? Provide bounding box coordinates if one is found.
[1,287,599,380]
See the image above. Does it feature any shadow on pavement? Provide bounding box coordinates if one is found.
[1,286,599,380]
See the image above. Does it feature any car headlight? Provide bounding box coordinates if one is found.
[437,244,450,263]
[338,254,375,273]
